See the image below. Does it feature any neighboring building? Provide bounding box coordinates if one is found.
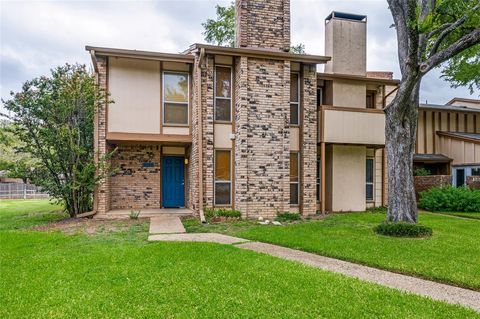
[414,99,480,187]
[87,1,478,218]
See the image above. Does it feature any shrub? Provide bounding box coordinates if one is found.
[366,206,387,213]
[203,207,241,219]
[414,168,430,176]
[374,222,432,238]
[418,186,480,212]
[130,210,140,220]
[275,212,301,222]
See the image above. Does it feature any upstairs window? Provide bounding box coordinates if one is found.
[290,73,300,125]
[366,90,376,109]
[290,152,300,204]
[215,66,232,122]
[215,150,231,205]
[366,158,374,201]
[163,72,189,125]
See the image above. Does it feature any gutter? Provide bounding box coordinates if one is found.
[197,48,206,224]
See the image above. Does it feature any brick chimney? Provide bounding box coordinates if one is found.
[324,12,367,76]
[235,0,290,51]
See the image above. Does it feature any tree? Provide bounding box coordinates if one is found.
[385,0,479,222]
[202,2,306,52]
[1,64,111,217]
[441,44,479,93]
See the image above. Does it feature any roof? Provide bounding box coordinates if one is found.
[86,46,195,64]
[419,103,480,114]
[446,97,480,105]
[413,154,452,163]
[188,43,330,64]
[317,72,400,85]
[325,11,367,22]
[436,131,480,144]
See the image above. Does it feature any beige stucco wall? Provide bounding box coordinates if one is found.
[332,80,366,108]
[325,18,366,76]
[323,109,385,145]
[108,58,161,134]
[438,136,480,165]
[162,127,190,135]
[326,145,366,212]
[449,100,480,109]
[214,123,233,149]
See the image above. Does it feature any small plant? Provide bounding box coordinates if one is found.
[374,222,432,238]
[414,168,430,176]
[130,210,140,220]
[203,207,241,221]
[419,186,480,212]
[275,212,301,222]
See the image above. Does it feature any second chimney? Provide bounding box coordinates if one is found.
[324,12,367,76]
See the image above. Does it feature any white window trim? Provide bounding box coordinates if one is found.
[290,152,300,205]
[214,65,233,122]
[162,71,190,126]
[366,157,375,201]
[290,72,300,125]
[214,149,232,206]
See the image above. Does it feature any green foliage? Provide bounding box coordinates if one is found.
[418,186,480,212]
[1,64,112,217]
[374,222,433,238]
[414,167,430,176]
[289,43,306,54]
[441,44,480,94]
[130,210,140,220]
[275,212,301,222]
[202,2,235,47]
[366,206,388,213]
[204,207,241,218]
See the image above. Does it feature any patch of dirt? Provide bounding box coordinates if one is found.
[32,217,149,235]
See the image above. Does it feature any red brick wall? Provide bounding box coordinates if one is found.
[467,176,480,190]
[414,175,451,200]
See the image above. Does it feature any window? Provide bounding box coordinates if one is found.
[366,158,374,201]
[317,87,323,111]
[455,168,465,187]
[472,168,480,176]
[215,150,231,205]
[290,73,300,125]
[366,90,376,109]
[215,66,232,121]
[163,72,189,125]
[290,152,300,204]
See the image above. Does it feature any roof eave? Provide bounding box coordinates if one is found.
[85,46,195,64]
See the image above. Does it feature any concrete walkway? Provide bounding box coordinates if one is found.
[149,215,186,234]
[146,218,480,312]
[236,241,480,312]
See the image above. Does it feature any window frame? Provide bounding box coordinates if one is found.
[214,65,233,123]
[366,90,376,109]
[290,152,300,205]
[214,149,232,206]
[162,71,190,126]
[290,72,300,126]
[316,156,321,202]
[366,157,375,201]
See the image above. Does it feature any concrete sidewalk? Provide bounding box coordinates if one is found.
[149,215,186,234]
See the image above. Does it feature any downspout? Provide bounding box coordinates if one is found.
[197,48,206,223]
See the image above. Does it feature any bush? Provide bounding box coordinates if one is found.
[374,222,432,238]
[366,206,387,213]
[275,212,301,222]
[414,168,430,176]
[418,186,480,212]
[204,207,241,219]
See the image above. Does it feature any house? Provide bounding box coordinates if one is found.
[87,0,479,218]
[414,98,480,187]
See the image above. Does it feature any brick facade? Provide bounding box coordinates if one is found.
[467,176,480,190]
[110,144,161,209]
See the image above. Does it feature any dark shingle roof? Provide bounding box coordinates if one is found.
[419,103,480,113]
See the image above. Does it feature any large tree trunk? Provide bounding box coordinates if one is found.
[385,81,420,223]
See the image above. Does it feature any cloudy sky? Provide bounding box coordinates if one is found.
[1,0,476,112]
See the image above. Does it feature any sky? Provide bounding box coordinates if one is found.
[0,0,477,114]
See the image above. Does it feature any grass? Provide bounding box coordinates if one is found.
[426,211,480,220]
[1,200,479,318]
[0,199,66,230]
[233,212,480,291]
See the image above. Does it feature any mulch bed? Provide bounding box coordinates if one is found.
[32,217,149,235]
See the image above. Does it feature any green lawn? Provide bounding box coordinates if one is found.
[0,199,66,230]
[231,212,480,290]
[426,211,480,220]
[1,200,478,318]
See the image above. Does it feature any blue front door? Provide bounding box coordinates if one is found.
[162,156,185,208]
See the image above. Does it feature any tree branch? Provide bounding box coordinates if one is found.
[420,28,480,74]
